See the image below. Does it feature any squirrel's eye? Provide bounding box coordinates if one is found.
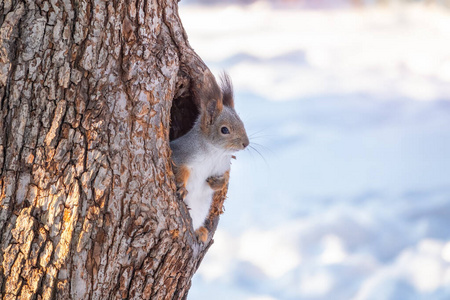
[221,127,230,134]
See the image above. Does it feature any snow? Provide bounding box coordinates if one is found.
[179,2,450,300]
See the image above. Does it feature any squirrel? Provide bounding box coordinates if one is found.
[170,72,249,242]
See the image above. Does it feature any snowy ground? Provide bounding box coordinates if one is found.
[178,2,450,299]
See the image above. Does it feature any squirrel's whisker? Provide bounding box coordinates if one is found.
[248,144,269,166]
[249,128,270,137]
[249,141,273,155]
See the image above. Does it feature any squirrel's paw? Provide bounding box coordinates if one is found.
[195,226,209,243]
[177,186,188,199]
[206,175,226,191]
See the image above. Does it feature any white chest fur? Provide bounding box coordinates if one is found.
[184,148,231,229]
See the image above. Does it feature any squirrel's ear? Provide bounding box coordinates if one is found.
[198,71,223,129]
[220,72,234,108]
[202,99,223,128]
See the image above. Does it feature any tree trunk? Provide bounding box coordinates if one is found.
[0,0,227,299]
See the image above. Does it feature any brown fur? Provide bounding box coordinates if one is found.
[195,226,209,243]
[206,175,227,191]
[174,165,190,199]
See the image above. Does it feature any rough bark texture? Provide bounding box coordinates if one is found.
[0,0,228,299]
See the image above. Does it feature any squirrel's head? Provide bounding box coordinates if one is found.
[199,72,249,152]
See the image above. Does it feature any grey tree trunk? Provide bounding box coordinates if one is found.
[0,0,227,299]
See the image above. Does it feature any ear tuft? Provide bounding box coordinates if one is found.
[220,72,234,108]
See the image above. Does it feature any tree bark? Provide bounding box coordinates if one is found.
[0,0,227,299]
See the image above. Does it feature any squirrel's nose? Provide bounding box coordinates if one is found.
[242,138,249,149]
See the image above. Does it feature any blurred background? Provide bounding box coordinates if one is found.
[178,1,450,299]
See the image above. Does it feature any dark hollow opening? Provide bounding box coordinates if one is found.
[169,79,199,141]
